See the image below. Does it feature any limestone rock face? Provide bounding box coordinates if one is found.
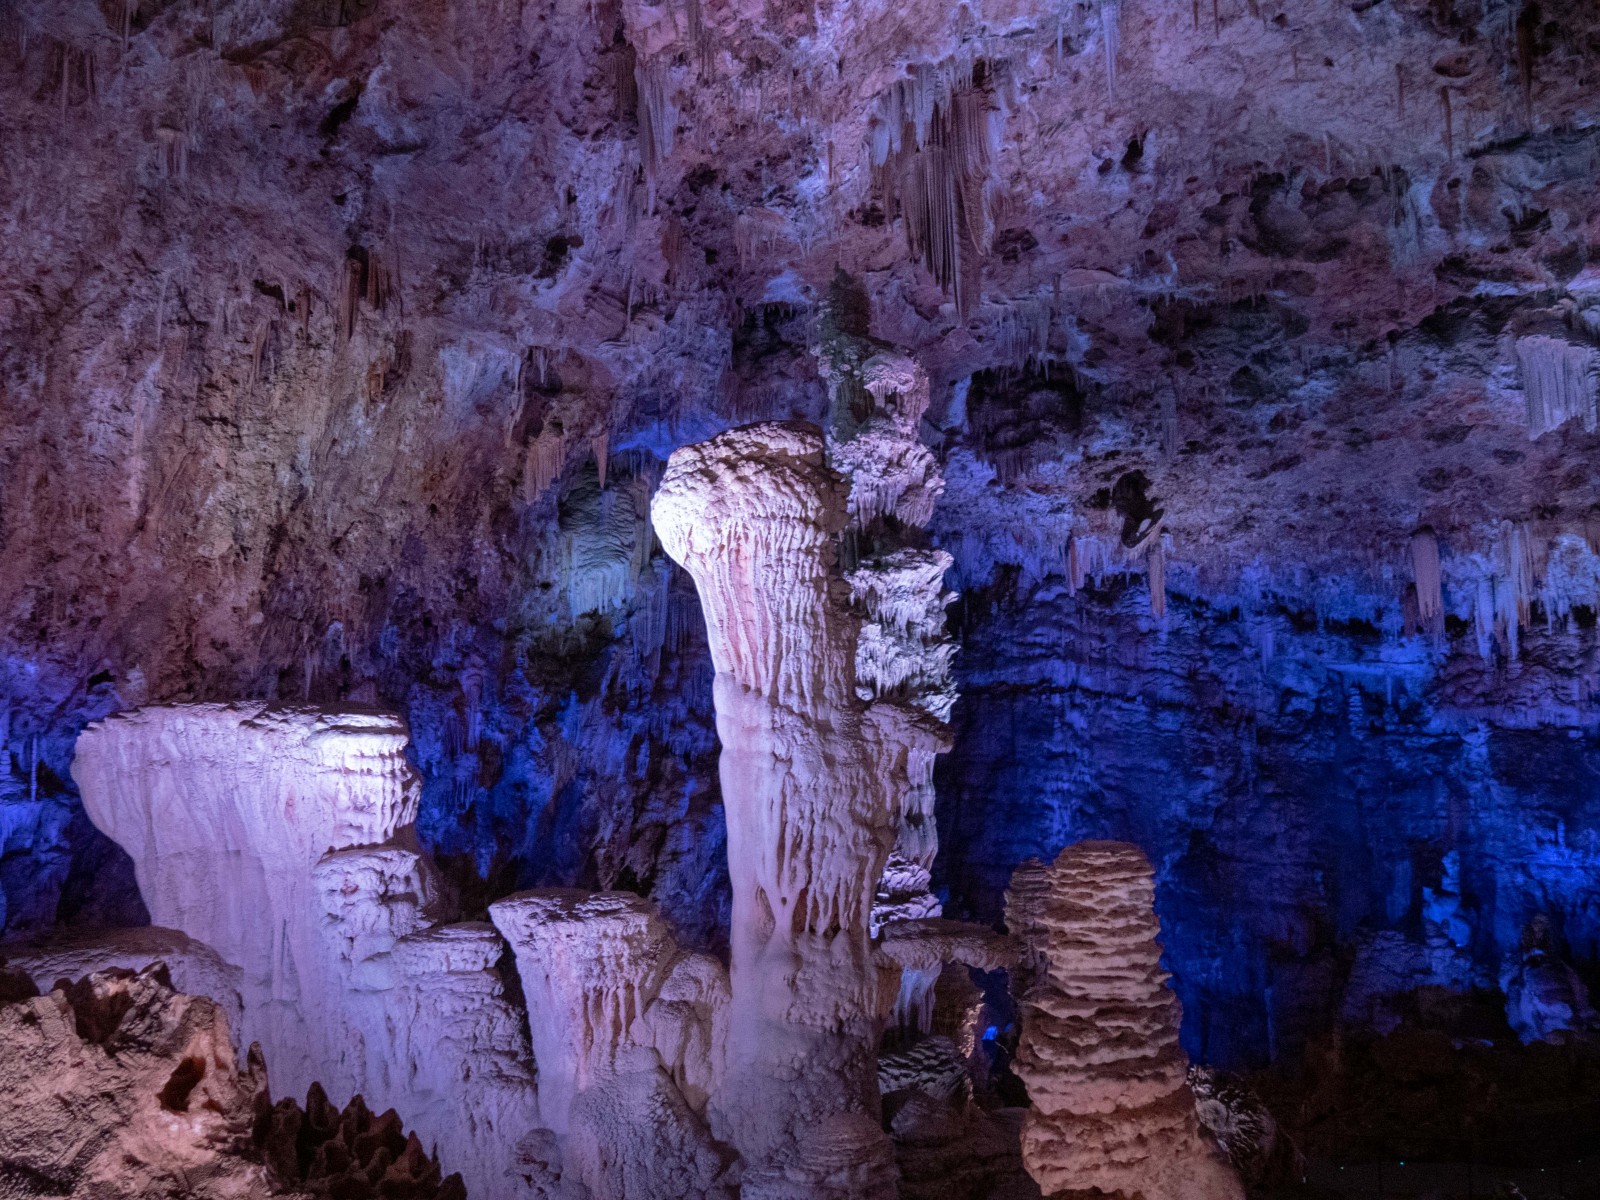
[1502,915,1600,1045]
[0,965,274,1200]
[1005,841,1242,1200]
[0,963,470,1200]
[69,704,536,1199]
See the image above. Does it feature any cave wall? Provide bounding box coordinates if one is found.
[938,576,1600,1069]
[3,0,1600,1077]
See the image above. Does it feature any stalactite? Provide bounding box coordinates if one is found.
[338,257,361,343]
[1517,335,1599,437]
[869,59,1000,315]
[249,318,273,386]
[1160,387,1179,460]
[683,0,714,79]
[593,435,609,488]
[636,60,676,211]
[156,125,187,178]
[1148,537,1167,620]
[154,271,169,350]
[734,208,787,268]
[1516,1,1536,128]
[611,39,638,121]
[523,429,566,501]
[1101,0,1121,97]
[1411,527,1443,635]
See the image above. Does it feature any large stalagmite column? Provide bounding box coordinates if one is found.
[489,888,733,1199]
[72,705,423,1098]
[70,704,535,1199]
[1005,841,1243,1200]
[651,422,899,1198]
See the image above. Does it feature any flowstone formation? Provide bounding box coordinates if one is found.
[68,705,535,1199]
[1006,842,1242,1200]
[651,422,900,1198]
[812,293,963,1041]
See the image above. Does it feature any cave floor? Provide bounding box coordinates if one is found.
[1271,1158,1600,1200]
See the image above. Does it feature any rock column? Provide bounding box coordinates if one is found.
[1005,841,1243,1200]
[651,422,899,1198]
[71,704,535,1198]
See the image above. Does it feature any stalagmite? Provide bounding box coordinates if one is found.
[816,337,959,1038]
[1005,841,1243,1200]
[489,888,733,1199]
[488,888,723,1133]
[69,704,536,1199]
[651,423,899,1198]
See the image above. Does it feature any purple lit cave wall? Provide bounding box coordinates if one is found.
[4,0,1600,1197]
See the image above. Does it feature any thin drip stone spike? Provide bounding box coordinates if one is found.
[1005,841,1243,1200]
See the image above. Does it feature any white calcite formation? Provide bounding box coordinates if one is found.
[1005,841,1243,1200]
[820,344,960,1043]
[69,704,535,1199]
[489,888,732,1199]
[876,917,1016,1037]
[651,423,900,1198]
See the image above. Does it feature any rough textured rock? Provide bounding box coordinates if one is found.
[69,704,536,1198]
[1502,913,1600,1043]
[2,0,1600,1092]
[0,965,272,1199]
[1006,841,1242,1200]
[1187,1066,1283,1190]
[5,0,1600,1185]
[1,924,246,1039]
[0,963,470,1200]
[887,1093,1038,1200]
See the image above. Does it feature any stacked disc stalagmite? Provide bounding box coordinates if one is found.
[1006,841,1243,1200]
